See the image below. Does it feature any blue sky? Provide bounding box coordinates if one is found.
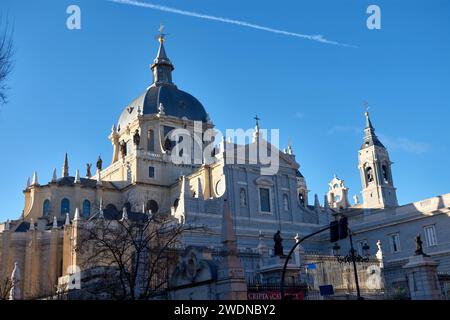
[0,0,449,221]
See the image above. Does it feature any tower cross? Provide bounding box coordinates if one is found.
[156,23,168,43]
[364,101,370,113]
[254,115,260,127]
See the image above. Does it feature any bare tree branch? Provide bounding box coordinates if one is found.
[0,277,13,300]
[0,14,14,105]
[74,210,205,300]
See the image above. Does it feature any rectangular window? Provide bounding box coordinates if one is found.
[147,129,154,152]
[148,166,155,178]
[259,188,271,213]
[424,225,438,247]
[389,233,401,253]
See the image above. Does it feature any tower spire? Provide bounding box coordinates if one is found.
[62,153,69,177]
[361,105,385,150]
[151,24,174,85]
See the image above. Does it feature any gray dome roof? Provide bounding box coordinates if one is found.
[117,36,209,130]
[117,84,208,130]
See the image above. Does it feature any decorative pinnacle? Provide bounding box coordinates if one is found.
[74,169,81,183]
[31,172,39,186]
[73,208,80,221]
[62,153,69,178]
[287,138,293,155]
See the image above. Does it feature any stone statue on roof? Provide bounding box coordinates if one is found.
[86,163,92,178]
[96,156,103,171]
[133,129,140,147]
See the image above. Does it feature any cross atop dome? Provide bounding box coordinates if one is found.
[151,24,174,85]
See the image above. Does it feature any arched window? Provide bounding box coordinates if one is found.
[43,199,51,217]
[147,129,154,152]
[82,200,91,217]
[173,198,179,210]
[146,200,159,214]
[283,194,289,211]
[366,166,374,183]
[163,137,172,152]
[382,164,389,183]
[299,193,305,205]
[61,198,70,216]
[240,188,247,206]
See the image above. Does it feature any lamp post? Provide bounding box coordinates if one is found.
[280,225,331,300]
[332,229,370,300]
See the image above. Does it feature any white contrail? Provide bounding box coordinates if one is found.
[108,0,356,48]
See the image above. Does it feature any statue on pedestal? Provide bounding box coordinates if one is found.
[120,141,127,158]
[133,129,140,147]
[96,156,103,171]
[273,230,284,256]
[415,234,425,256]
[9,262,21,300]
[86,163,92,178]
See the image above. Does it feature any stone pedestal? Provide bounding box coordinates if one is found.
[403,254,442,300]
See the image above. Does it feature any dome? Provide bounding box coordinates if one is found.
[117,34,208,130]
[117,83,208,130]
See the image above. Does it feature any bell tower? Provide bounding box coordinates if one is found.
[358,110,398,208]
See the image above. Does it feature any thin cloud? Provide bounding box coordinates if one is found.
[108,0,357,48]
[328,127,431,154]
[327,125,361,135]
[378,134,431,154]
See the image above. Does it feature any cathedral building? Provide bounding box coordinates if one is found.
[0,33,449,300]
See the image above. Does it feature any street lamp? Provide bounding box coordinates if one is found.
[333,242,371,263]
[332,230,370,300]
